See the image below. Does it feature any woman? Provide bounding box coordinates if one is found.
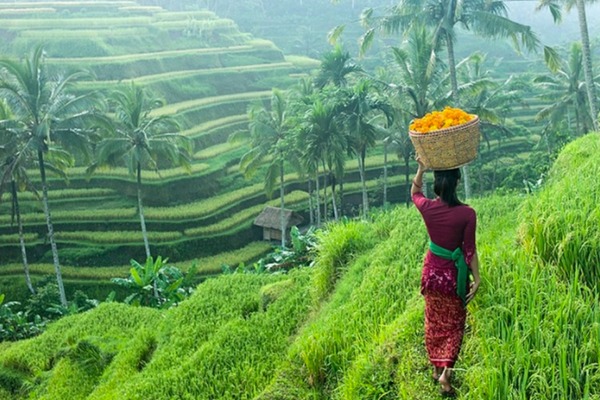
[411,157,481,397]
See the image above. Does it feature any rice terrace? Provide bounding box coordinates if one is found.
[0,0,599,399]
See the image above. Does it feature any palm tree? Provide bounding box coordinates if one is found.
[375,25,448,204]
[361,0,540,198]
[457,53,527,137]
[533,42,594,139]
[0,101,36,294]
[386,26,449,119]
[315,44,362,89]
[314,46,361,217]
[289,77,318,225]
[456,52,529,193]
[233,89,299,248]
[299,97,347,223]
[537,0,599,131]
[90,83,191,260]
[362,1,539,99]
[0,46,99,307]
[343,79,393,217]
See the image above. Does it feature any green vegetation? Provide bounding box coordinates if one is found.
[1,135,598,398]
[0,0,598,398]
[1,0,594,301]
[520,134,600,286]
[0,242,272,282]
[112,255,196,308]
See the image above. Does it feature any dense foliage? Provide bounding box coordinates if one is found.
[0,3,599,397]
[0,135,598,398]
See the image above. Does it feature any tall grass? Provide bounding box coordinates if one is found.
[520,134,600,286]
[1,135,598,400]
[259,205,427,399]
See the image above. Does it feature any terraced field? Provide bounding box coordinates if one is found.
[0,1,560,303]
[0,0,412,290]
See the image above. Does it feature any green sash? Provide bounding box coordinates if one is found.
[428,241,469,305]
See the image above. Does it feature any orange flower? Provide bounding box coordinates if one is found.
[409,107,475,134]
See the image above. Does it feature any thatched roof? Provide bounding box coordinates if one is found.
[254,206,303,230]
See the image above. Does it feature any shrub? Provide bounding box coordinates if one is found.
[0,294,46,342]
[112,256,197,309]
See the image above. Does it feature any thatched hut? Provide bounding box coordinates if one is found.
[254,206,304,242]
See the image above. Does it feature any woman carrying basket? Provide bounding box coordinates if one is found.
[411,157,481,397]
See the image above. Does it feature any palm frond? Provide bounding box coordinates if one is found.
[263,161,279,199]
[535,0,563,23]
[470,11,540,53]
[359,28,376,57]
[328,25,346,46]
[543,46,562,74]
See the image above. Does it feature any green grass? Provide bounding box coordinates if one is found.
[49,45,255,63]
[183,190,309,236]
[54,230,183,245]
[0,272,313,399]
[194,141,243,160]
[1,136,599,399]
[0,16,154,29]
[520,133,600,286]
[19,27,151,38]
[150,90,272,117]
[0,233,38,244]
[0,241,272,281]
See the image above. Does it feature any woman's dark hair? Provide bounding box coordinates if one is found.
[433,168,464,207]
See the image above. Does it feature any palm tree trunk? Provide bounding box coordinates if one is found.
[404,155,410,207]
[279,160,286,248]
[12,179,34,294]
[330,172,339,221]
[446,32,471,199]
[339,178,345,218]
[575,0,599,131]
[446,33,459,101]
[462,166,472,199]
[38,151,67,307]
[308,179,314,226]
[321,160,328,222]
[359,150,368,217]
[314,169,321,226]
[137,163,158,300]
[383,140,388,207]
[137,163,151,260]
[137,163,152,260]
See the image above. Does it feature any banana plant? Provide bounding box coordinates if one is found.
[112,256,196,309]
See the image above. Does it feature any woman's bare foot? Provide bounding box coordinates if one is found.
[438,368,455,397]
[432,366,443,381]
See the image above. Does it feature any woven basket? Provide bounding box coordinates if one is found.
[409,116,480,170]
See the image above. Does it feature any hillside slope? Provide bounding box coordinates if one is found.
[1,135,598,398]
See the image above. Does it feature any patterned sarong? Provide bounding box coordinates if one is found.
[424,293,466,368]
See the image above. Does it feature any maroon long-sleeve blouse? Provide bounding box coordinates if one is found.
[412,192,477,297]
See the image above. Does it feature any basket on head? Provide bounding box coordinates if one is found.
[409,116,480,170]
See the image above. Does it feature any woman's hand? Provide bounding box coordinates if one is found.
[466,277,480,304]
[416,155,428,173]
[411,155,428,195]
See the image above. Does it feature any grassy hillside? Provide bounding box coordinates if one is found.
[1,134,598,399]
